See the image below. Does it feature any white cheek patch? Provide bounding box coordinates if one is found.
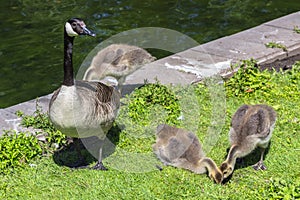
[65,22,78,37]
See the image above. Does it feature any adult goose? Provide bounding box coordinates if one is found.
[49,18,121,170]
[153,124,223,184]
[83,44,155,88]
[220,104,277,179]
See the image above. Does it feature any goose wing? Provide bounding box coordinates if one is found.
[76,80,120,126]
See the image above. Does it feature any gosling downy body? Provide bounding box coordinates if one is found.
[153,124,223,184]
[83,44,155,87]
[49,18,121,170]
[220,104,277,179]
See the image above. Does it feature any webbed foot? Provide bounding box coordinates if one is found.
[252,160,267,170]
[91,161,108,170]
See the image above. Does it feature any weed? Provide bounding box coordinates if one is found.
[0,131,42,174]
[294,26,300,34]
[17,103,67,147]
[0,103,68,173]
[265,42,287,52]
[225,59,274,97]
[127,82,181,125]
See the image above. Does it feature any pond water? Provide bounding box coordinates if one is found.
[0,0,300,108]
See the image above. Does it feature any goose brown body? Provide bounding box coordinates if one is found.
[49,81,120,139]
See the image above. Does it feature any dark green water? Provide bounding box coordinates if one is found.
[0,0,300,108]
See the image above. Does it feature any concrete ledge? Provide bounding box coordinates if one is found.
[0,94,52,134]
[1,11,300,135]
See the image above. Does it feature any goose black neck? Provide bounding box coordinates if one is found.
[63,31,75,86]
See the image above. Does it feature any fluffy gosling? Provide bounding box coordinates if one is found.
[153,124,223,184]
[220,104,277,179]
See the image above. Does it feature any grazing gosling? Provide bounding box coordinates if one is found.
[153,124,223,184]
[83,44,155,87]
[220,104,277,179]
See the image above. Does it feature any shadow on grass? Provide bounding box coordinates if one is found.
[222,141,272,184]
[52,124,122,168]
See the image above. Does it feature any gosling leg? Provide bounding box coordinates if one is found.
[252,148,267,170]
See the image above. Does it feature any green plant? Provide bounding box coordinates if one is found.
[294,26,300,34]
[127,82,181,125]
[17,103,67,147]
[265,42,287,52]
[225,59,273,97]
[0,102,68,173]
[0,131,42,173]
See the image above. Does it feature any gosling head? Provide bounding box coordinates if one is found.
[209,170,224,184]
[220,162,234,179]
[203,158,224,184]
[65,18,96,37]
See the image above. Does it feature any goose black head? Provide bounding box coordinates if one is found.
[65,18,96,37]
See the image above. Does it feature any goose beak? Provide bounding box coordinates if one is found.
[82,27,96,37]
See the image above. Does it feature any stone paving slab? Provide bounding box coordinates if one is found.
[235,24,300,56]
[124,58,197,85]
[265,11,300,30]
[231,24,300,48]
[193,37,282,64]
[0,110,21,134]
[165,49,232,77]
[3,94,52,116]
[0,94,52,135]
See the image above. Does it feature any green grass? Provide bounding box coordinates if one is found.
[1,60,300,199]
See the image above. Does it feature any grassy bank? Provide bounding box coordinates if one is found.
[1,60,299,199]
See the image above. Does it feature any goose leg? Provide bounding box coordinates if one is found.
[252,148,267,170]
[91,140,108,170]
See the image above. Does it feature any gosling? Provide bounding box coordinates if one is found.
[83,44,155,87]
[220,104,277,179]
[153,124,223,184]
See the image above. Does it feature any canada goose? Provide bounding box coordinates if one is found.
[153,124,223,184]
[220,104,277,179]
[83,44,156,87]
[49,18,121,170]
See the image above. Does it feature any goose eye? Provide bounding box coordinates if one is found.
[72,23,77,28]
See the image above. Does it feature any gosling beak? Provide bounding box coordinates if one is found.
[82,27,96,37]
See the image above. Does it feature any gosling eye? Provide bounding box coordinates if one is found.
[223,170,228,175]
[223,167,233,178]
[220,163,228,172]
